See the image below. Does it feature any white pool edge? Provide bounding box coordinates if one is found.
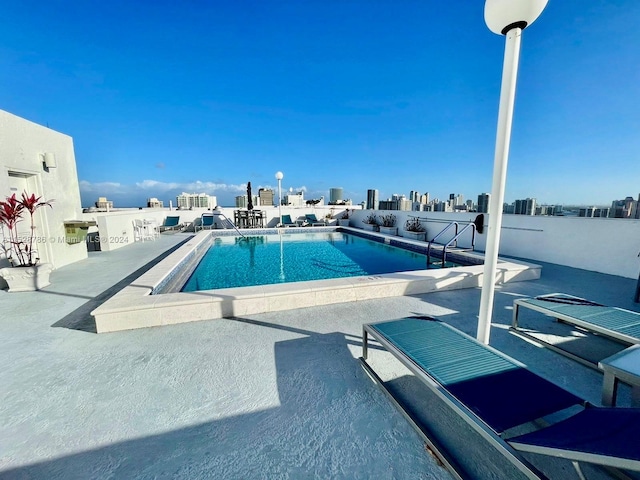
[91,228,541,333]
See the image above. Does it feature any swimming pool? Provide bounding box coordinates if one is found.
[91,227,541,333]
[182,232,435,291]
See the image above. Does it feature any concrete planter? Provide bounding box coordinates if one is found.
[362,224,378,232]
[0,263,53,292]
[379,226,397,236]
[402,231,426,241]
[337,219,350,227]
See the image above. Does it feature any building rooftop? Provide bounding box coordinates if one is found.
[1,232,639,479]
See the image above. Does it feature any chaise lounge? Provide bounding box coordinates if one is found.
[159,216,183,232]
[361,316,640,479]
[304,213,326,226]
[279,214,298,227]
[512,293,640,367]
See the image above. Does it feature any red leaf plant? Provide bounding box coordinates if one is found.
[0,192,53,267]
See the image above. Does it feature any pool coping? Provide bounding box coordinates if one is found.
[91,227,541,333]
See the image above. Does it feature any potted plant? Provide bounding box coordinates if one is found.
[324,208,335,225]
[361,213,379,232]
[0,192,54,292]
[378,214,397,236]
[403,217,426,241]
[337,209,351,226]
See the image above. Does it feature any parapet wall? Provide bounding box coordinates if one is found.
[348,209,640,279]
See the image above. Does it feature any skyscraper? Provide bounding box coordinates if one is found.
[176,192,216,209]
[258,188,274,206]
[477,193,490,213]
[366,189,379,210]
[514,198,536,215]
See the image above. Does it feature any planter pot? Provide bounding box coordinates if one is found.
[379,226,397,236]
[362,224,378,232]
[0,263,53,292]
[402,231,426,241]
[337,219,350,227]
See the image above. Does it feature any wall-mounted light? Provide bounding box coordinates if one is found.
[42,152,57,169]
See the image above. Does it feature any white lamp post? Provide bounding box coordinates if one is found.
[275,171,284,226]
[477,0,548,345]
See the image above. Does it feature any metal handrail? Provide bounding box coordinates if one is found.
[213,211,247,239]
[427,222,476,268]
[427,222,458,267]
[441,223,476,266]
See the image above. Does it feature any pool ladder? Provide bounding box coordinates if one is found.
[213,211,247,239]
[426,221,476,268]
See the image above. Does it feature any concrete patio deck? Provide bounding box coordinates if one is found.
[1,233,639,479]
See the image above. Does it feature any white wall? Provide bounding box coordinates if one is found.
[350,209,640,279]
[0,110,87,272]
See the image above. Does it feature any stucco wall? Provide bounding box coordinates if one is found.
[350,209,640,279]
[0,110,87,271]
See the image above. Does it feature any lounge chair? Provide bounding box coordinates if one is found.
[304,213,326,226]
[159,216,183,232]
[512,293,640,368]
[195,213,214,231]
[279,214,298,227]
[361,317,640,479]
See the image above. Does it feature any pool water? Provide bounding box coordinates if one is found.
[182,232,431,291]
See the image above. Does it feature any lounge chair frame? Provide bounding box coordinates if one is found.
[361,317,640,479]
[512,293,640,369]
[362,319,553,479]
[159,216,184,232]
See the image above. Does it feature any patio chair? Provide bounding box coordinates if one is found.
[132,219,155,242]
[159,216,183,232]
[195,213,214,231]
[362,317,640,479]
[279,214,298,227]
[304,213,326,226]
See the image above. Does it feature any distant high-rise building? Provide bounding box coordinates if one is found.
[329,187,343,204]
[513,198,536,215]
[409,190,420,203]
[258,188,274,206]
[177,192,216,209]
[420,192,430,205]
[147,197,163,208]
[609,197,636,218]
[366,189,379,210]
[95,196,113,210]
[284,191,305,207]
[579,207,596,218]
[236,195,260,209]
[503,203,515,215]
[477,193,490,213]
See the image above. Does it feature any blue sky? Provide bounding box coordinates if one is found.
[1,1,638,208]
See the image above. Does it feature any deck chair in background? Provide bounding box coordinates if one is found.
[195,213,214,231]
[159,216,182,232]
[304,213,326,226]
[279,214,298,227]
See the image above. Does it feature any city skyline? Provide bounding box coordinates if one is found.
[1,2,638,208]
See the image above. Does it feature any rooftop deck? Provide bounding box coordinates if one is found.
[1,233,639,479]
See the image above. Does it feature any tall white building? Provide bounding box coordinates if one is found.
[176,192,216,209]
